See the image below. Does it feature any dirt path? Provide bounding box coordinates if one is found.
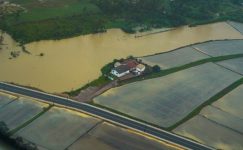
[74,80,118,102]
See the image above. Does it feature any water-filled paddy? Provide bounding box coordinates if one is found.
[94,63,242,127]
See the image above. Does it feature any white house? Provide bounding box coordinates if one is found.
[111,65,130,77]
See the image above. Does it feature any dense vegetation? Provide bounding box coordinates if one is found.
[0,0,243,43]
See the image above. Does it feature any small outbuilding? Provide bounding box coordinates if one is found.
[136,64,146,72]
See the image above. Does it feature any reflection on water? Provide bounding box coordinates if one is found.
[0,22,243,92]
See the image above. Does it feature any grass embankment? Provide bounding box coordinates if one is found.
[8,104,53,135]
[1,0,243,43]
[89,54,243,131]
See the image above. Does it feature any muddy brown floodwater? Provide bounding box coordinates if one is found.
[0,22,243,92]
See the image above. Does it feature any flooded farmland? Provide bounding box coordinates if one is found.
[0,92,181,150]
[94,63,242,127]
[174,85,243,150]
[0,22,243,92]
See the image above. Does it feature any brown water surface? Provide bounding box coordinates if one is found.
[0,22,242,92]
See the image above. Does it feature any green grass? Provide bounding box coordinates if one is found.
[8,104,53,135]
[6,2,99,22]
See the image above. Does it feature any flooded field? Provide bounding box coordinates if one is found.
[0,97,48,131]
[15,107,101,150]
[94,63,242,127]
[217,57,243,75]
[69,122,178,150]
[228,21,243,34]
[174,115,243,150]
[174,85,243,150]
[12,104,180,150]
[0,22,243,92]
[0,92,16,107]
[193,39,243,57]
[141,47,209,69]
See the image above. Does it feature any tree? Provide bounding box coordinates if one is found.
[152,65,161,73]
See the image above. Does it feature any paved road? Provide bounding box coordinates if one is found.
[0,82,213,150]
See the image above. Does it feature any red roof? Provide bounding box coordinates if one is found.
[122,59,138,69]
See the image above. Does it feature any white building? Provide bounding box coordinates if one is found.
[111,65,130,77]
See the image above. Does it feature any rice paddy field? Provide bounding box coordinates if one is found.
[0,92,182,150]
[0,92,16,108]
[93,62,242,128]
[193,40,243,57]
[68,122,178,150]
[228,21,243,35]
[217,57,243,75]
[0,97,48,131]
[12,106,181,150]
[174,85,243,150]
[15,107,101,150]
[174,115,243,150]
[141,47,209,69]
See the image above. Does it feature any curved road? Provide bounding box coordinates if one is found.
[0,82,213,150]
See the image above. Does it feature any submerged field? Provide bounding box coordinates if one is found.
[0,92,16,107]
[217,57,243,75]
[174,85,243,150]
[15,107,101,150]
[141,47,209,69]
[193,39,243,57]
[0,97,48,131]
[93,63,242,128]
[13,105,179,150]
[228,21,243,35]
[68,122,177,150]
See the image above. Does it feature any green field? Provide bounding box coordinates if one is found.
[1,0,243,43]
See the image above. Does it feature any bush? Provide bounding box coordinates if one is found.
[152,65,161,73]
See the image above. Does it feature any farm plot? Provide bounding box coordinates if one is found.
[193,40,243,56]
[0,97,48,131]
[200,105,243,134]
[173,115,243,150]
[68,122,178,150]
[228,21,243,35]
[141,47,209,69]
[15,107,101,150]
[216,57,243,75]
[0,92,16,108]
[213,85,243,119]
[94,63,242,128]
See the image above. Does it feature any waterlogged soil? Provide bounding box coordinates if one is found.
[0,22,242,92]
